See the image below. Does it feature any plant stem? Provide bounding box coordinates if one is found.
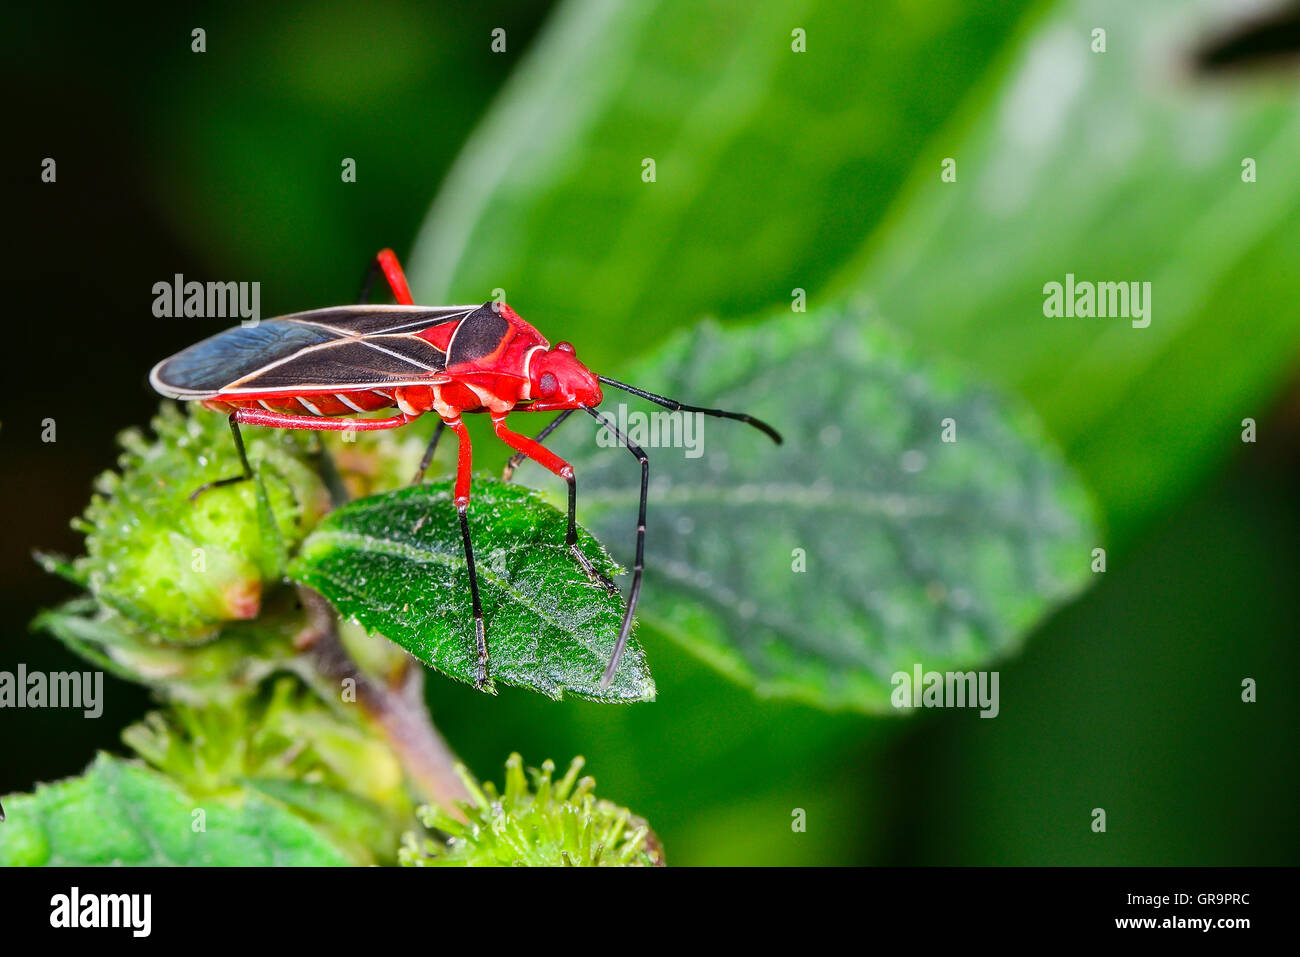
[297,586,470,814]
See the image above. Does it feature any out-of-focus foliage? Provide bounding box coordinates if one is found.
[399,0,1299,865]
[412,0,1030,365]
[121,680,408,811]
[833,0,1300,543]
[529,306,1096,710]
[123,681,412,865]
[32,595,305,703]
[413,0,1300,547]
[0,754,355,866]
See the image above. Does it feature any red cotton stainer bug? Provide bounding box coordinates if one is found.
[150,249,781,690]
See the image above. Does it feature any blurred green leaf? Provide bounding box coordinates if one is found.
[290,481,654,702]
[521,305,1097,711]
[32,597,302,701]
[898,463,1300,864]
[243,778,404,866]
[120,682,409,815]
[411,0,1300,548]
[831,0,1300,541]
[0,754,353,866]
[410,0,1029,360]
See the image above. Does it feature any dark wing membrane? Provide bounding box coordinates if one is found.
[447,304,511,366]
[152,320,335,394]
[151,307,468,397]
[224,337,447,392]
[284,304,478,337]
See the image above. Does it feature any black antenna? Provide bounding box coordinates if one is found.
[597,376,783,444]
[583,380,781,685]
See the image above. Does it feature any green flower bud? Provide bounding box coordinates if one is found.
[72,404,331,642]
[401,754,664,866]
[123,678,407,807]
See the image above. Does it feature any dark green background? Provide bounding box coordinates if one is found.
[1,0,1296,864]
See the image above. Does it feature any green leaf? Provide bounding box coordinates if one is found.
[289,481,654,702]
[32,597,303,700]
[409,0,1300,548]
[519,305,1097,711]
[831,0,1300,541]
[410,0,1030,358]
[0,754,353,866]
[242,779,404,867]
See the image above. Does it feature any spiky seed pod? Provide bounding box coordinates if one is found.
[401,754,664,867]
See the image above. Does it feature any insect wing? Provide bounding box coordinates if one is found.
[446,303,512,367]
[150,305,477,398]
[289,305,476,337]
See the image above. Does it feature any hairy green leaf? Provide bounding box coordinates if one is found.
[518,306,1097,711]
[32,597,304,702]
[0,754,353,866]
[243,778,404,866]
[290,481,654,702]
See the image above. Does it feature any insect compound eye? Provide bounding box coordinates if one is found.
[555,341,575,354]
[539,371,558,396]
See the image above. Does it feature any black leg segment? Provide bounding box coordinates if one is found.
[583,406,649,688]
[561,469,620,598]
[357,257,381,304]
[412,420,446,485]
[189,413,255,501]
[457,503,489,689]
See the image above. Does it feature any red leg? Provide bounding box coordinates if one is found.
[358,248,414,306]
[443,416,489,688]
[233,408,417,431]
[493,413,572,482]
[445,417,474,505]
[502,410,574,481]
[492,413,620,596]
[226,403,490,689]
